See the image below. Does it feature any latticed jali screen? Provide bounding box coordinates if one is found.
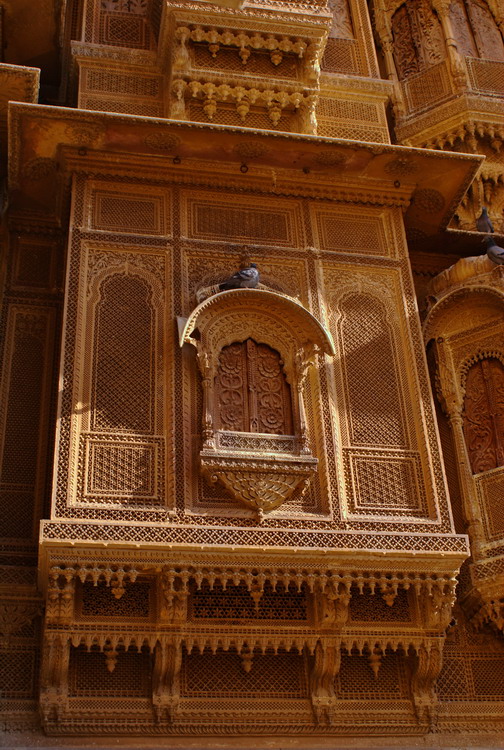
[52,176,447,530]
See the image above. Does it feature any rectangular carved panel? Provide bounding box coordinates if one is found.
[88,184,171,235]
[181,191,303,247]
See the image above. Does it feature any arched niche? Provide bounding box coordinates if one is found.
[179,288,334,517]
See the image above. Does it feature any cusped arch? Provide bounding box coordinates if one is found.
[180,288,335,381]
[423,285,504,344]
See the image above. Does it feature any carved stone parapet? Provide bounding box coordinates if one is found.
[201,450,317,516]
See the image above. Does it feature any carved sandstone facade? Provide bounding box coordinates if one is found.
[0,0,503,743]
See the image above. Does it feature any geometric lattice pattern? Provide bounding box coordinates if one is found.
[190,582,307,622]
[339,294,407,447]
[344,450,425,515]
[69,648,152,697]
[92,274,154,434]
[181,650,308,698]
[349,589,411,622]
[79,581,151,619]
[337,653,409,699]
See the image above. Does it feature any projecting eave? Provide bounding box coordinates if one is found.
[8,102,483,237]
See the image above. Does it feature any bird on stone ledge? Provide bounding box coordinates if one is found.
[476,207,504,265]
[219,263,260,290]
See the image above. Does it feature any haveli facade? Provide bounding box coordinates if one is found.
[0,0,504,743]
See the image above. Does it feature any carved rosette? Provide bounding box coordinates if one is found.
[180,288,334,515]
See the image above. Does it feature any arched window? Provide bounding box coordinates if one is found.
[463,357,504,473]
[215,339,293,435]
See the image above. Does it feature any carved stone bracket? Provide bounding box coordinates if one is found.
[171,77,317,129]
[310,640,341,725]
[40,633,71,726]
[200,451,317,516]
[409,643,444,727]
[152,640,182,723]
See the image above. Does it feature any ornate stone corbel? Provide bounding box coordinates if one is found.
[417,582,456,630]
[159,571,188,624]
[46,569,76,626]
[310,640,341,725]
[409,644,444,727]
[152,640,182,723]
[313,581,350,629]
[40,633,70,726]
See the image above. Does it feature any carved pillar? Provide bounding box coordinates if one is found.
[410,643,444,726]
[373,0,407,118]
[431,0,468,90]
[310,640,341,725]
[159,569,189,624]
[46,570,76,626]
[433,339,484,555]
[196,345,215,449]
[152,639,182,723]
[40,633,70,725]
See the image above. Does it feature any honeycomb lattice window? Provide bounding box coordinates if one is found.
[100,12,149,49]
[349,588,412,622]
[80,95,163,117]
[91,191,165,234]
[317,98,380,124]
[337,652,409,699]
[189,199,291,245]
[92,274,154,434]
[321,38,360,74]
[181,649,308,698]
[0,649,38,699]
[189,581,307,622]
[85,70,160,97]
[338,293,407,447]
[78,580,151,619]
[69,647,152,697]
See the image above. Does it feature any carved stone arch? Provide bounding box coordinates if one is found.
[83,265,164,436]
[331,289,408,449]
[459,348,504,388]
[423,285,504,344]
[180,289,334,517]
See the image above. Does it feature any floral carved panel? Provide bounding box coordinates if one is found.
[463,357,504,474]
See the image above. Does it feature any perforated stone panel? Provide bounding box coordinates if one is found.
[69,648,152,697]
[337,652,409,699]
[78,580,152,619]
[181,649,308,699]
[189,582,308,622]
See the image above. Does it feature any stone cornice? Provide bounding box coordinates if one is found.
[8,102,482,239]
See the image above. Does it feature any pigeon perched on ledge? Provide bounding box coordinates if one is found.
[485,236,504,265]
[476,206,494,234]
[219,263,260,290]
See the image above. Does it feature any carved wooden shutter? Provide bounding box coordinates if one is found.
[215,339,293,435]
[463,357,504,473]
